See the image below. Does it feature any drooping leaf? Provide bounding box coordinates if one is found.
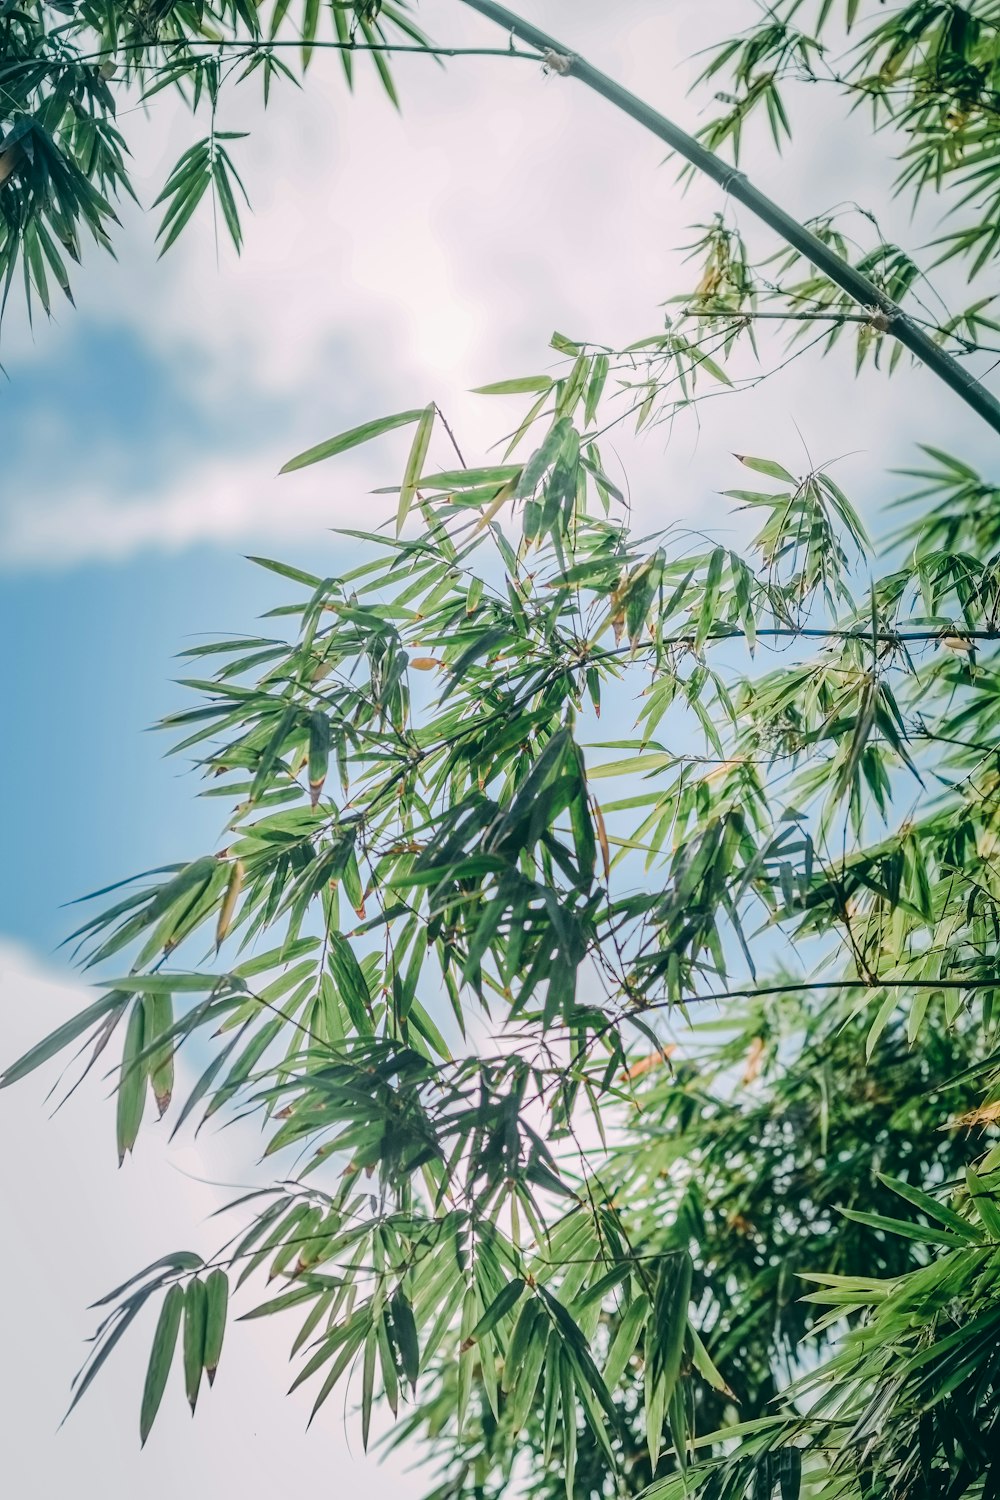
[140,1284,184,1444]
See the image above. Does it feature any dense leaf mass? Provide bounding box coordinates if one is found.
[4,4,1000,1500]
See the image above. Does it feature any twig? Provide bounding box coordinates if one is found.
[434,403,468,469]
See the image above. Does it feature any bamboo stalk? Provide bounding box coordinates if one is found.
[457,0,1000,439]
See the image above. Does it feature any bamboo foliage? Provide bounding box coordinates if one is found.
[3,5,1000,1500]
[7,365,1000,1491]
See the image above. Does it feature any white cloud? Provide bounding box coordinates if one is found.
[0,0,741,564]
[0,941,431,1496]
[1,0,994,566]
[1,447,382,567]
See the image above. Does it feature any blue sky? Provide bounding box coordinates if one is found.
[1,0,724,956]
[2,0,997,1491]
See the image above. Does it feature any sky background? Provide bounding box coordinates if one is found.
[1,0,996,1492]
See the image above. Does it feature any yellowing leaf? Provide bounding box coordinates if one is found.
[215,859,244,948]
[397,404,436,535]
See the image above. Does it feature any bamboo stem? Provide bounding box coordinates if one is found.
[457,0,1000,439]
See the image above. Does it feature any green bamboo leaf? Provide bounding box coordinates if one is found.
[140,1284,184,1444]
[471,376,554,395]
[839,1208,969,1247]
[183,1277,207,1413]
[507,1318,547,1434]
[652,1251,692,1405]
[397,404,435,535]
[391,1289,419,1391]
[695,351,731,386]
[966,1166,1000,1238]
[777,1447,802,1500]
[734,454,797,483]
[517,418,571,499]
[247,556,322,587]
[689,1325,732,1395]
[584,354,610,426]
[64,1298,147,1426]
[361,1326,377,1450]
[327,932,372,1030]
[116,1002,146,1166]
[305,1317,370,1424]
[203,1269,229,1386]
[144,992,174,1117]
[307,711,331,808]
[90,1252,205,1312]
[468,1278,526,1342]
[0,989,130,1089]
[603,1292,649,1388]
[497,1288,534,1377]
[251,705,298,802]
[537,1288,616,1421]
[170,1033,243,1142]
[213,154,245,252]
[280,410,425,474]
[417,464,520,491]
[108,973,230,995]
[645,1334,667,1469]
[377,1317,400,1416]
[696,548,726,649]
[877,1173,981,1240]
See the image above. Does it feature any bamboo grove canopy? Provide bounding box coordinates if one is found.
[4,4,1000,1499]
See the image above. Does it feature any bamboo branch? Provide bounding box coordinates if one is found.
[61,36,544,67]
[163,38,543,61]
[592,626,999,653]
[639,977,1000,1011]
[456,0,1000,440]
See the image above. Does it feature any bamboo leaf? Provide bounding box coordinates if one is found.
[280,410,426,474]
[397,404,436,534]
[145,992,174,1117]
[307,713,331,809]
[203,1269,229,1386]
[734,454,796,483]
[182,1277,207,1414]
[391,1289,420,1391]
[140,1284,184,1444]
[0,990,130,1089]
[116,1002,146,1165]
[469,1278,526,1342]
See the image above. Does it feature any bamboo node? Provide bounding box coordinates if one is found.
[542,48,575,76]
[719,166,749,194]
[866,306,893,333]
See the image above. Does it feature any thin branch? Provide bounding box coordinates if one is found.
[53,37,545,68]
[169,38,544,61]
[434,403,468,469]
[693,308,878,324]
[638,977,1000,1012]
[585,627,999,660]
